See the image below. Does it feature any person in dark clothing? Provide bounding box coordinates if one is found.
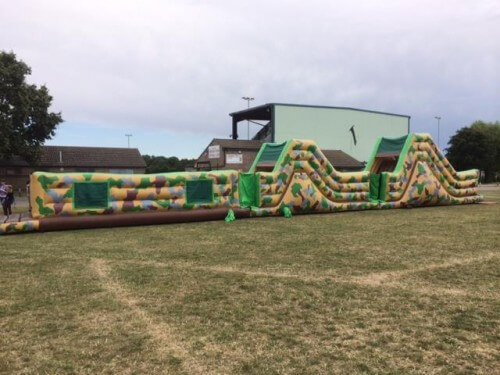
[2,185,14,216]
[0,181,7,214]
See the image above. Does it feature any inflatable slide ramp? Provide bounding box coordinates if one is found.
[365,133,482,208]
[239,139,380,217]
[239,133,481,217]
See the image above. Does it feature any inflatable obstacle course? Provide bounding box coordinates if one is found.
[0,133,482,235]
[242,139,377,217]
[365,133,480,208]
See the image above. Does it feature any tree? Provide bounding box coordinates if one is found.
[470,121,500,180]
[0,51,62,163]
[446,121,500,182]
[143,155,195,173]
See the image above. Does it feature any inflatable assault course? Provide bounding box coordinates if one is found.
[0,133,482,235]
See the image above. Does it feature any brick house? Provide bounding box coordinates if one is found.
[0,146,146,192]
[195,139,364,172]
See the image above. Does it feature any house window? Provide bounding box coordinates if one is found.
[6,168,20,175]
[109,169,134,174]
[74,167,95,172]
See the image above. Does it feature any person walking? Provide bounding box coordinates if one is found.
[3,185,14,216]
[0,181,8,212]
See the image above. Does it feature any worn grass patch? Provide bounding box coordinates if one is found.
[0,187,499,374]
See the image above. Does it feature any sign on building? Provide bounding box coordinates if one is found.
[226,153,243,164]
[208,145,220,159]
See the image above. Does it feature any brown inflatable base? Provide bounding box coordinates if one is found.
[39,208,251,232]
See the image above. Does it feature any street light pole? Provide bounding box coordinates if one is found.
[125,134,132,148]
[242,96,254,140]
[434,116,441,148]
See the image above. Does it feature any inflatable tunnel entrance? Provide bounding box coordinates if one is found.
[365,135,411,200]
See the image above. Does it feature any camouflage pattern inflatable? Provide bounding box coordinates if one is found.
[29,170,239,218]
[0,133,482,235]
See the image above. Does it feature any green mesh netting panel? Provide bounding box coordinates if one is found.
[74,182,109,209]
[377,135,408,155]
[186,179,213,204]
[369,173,381,201]
[258,142,287,163]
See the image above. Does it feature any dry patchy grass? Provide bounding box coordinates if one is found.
[0,187,499,374]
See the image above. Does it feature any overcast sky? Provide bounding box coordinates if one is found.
[1,0,499,157]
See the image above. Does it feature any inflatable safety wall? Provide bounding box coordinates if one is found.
[29,170,240,219]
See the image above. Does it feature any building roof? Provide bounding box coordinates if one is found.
[322,150,365,169]
[229,102,411,120]
[195,138,364,171]
[0,145,146,168]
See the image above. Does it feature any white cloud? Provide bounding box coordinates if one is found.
[1,0,499,142]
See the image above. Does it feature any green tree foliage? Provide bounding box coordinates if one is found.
[446,121,500,182]
[0,51,63,162]
[143,155,195,173]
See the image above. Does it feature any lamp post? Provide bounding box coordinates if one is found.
[434,116,441,148]
[242,96,254,140]
[125,134,132,148]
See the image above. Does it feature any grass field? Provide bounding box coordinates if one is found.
[1,188,499,374]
